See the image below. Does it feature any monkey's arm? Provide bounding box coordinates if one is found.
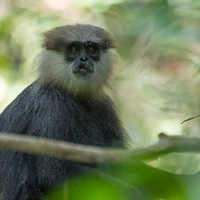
[100,96,127,147]
[0,84,42,200]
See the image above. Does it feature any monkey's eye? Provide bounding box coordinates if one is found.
[69,45,80,54]
[86,45,97,54]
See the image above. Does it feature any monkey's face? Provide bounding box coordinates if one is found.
[65,41,108,79]
[37,24,118,96]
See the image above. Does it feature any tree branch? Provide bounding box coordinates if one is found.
[0,132,199,164]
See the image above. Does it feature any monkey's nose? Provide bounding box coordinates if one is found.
[80,57,88,62]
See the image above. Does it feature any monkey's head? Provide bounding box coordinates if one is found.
[36,24,118,97]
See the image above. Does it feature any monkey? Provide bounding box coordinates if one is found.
[0,24,129,200]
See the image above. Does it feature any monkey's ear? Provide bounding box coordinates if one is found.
[101,40,117,50]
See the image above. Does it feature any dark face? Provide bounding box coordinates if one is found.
[64,41,105,78]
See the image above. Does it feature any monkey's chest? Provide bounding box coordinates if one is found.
[31,101,110,147]
[63,107,109,147]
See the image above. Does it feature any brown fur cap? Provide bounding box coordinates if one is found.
[43,24,116,51]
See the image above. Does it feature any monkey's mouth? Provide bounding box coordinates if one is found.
[73,63,94,77]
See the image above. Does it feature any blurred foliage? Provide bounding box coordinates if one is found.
[43,160,200,200]
[2,0,200,199]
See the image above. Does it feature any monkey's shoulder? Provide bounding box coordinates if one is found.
[0,81,116,117]
[0,83,39,133]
